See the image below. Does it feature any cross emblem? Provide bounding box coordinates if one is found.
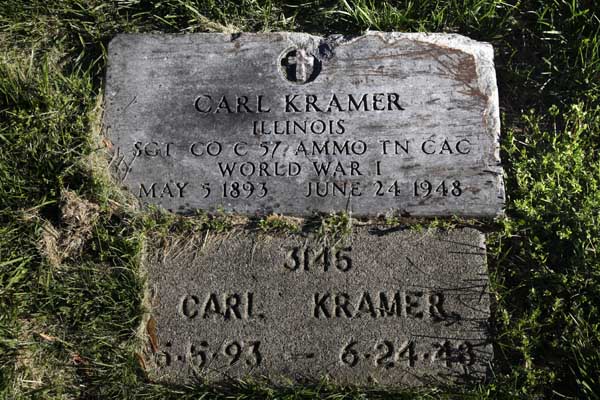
[282,49,318,84]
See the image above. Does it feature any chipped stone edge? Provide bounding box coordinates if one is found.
[356,32,505,215]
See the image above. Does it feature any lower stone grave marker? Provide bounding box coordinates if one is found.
[104,32,504,217]
[144,228,492,385]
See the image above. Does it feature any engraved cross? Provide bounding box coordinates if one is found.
[287,49,314,83]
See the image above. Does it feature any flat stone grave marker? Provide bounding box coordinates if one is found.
[104,32,504,217]
[144,228,492,386]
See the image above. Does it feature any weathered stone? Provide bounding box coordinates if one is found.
[144,228,492,386]
[104,32,504,217]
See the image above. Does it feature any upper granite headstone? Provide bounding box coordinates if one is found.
[104,32,504,217]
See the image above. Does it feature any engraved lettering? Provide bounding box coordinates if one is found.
[284,247,303,271]
[139,182,156,198]
[194,94,270,114]
[375,340,394,368]
[203,293,221,317]
[348,93,369,111]
[246,292,254,318]
[313,293,331,318]
[334,293,352,317]
[421,139,471,155]
[356,292,377,318]
[456,138,471,154]
[134,141,173,157]
[428,292,448,320]
[224,294,242,320]
[305,181,362,197]
[218,162,301,178]
[218,162,236,177]
[311,290,448,320]
[305,94,322,112]
[236,96,251,113]
[180,292,257,320]
[380,139,409,155]
[387,93,405,110]
[285,246,353,272]
[189,141,222,156]
[186,340,262,369]
[252,119,346,136]
[176,182,188,197]
[181,295,199,318]
[282,93,405,113]
[372,93,385,111]
[233,142,247,156]
[421,139,436,155]
[285,94,301,112]
[311,161,362,177]
[379,292,401,317]
[215,96,232,113]
[405,291,424,319]
[337,339,476,369]
[257,95,271,112]
[327,94,344,112]
[194,95,212,112]
[310,119,325,133]
[139,182,187,198]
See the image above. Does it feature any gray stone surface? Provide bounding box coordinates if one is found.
[104,32,504,217]
[144,228,492,386]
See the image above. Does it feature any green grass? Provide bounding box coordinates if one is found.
[1,0,599,398]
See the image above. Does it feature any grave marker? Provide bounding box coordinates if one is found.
[103,32,500,386]
[145,228,492,385]
[104,32,504,217]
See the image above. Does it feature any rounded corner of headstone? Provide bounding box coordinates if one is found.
[459,226,487,243]
[107,33,130,52]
